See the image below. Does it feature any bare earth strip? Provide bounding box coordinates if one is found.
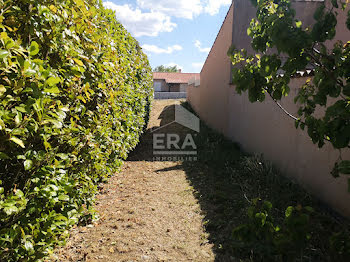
[52,100,215,262]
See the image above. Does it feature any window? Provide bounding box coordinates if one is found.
[154,81,162,92]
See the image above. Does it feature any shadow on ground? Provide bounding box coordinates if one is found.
[128,103,198,162]
[128,101,245,261]
[128,101,350,262]
[156,160,244,262]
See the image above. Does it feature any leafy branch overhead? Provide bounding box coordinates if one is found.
[228,0,350,181]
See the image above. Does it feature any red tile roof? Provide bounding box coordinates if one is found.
[153,72,200,84]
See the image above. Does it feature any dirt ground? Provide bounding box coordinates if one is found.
[52,100,215,262]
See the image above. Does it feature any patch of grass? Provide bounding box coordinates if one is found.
[181,102,350,261]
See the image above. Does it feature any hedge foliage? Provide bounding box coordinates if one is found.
[0,0,153,260]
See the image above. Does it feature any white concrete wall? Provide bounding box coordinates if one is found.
[154,92,187,100]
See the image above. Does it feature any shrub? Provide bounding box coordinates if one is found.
[0,0,153,260]
[232,199,314,261]
[233,198,350,261]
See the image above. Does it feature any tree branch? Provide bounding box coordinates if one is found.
[265,89,301,122]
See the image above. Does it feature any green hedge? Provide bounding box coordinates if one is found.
[0,0,153,260]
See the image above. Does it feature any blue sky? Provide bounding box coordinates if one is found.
[103,0,232,73]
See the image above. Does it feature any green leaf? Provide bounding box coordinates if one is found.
[73,58,84,66]
[0,50,9,59]
[43,140,51,151]
[15,106,27,113]
[24,241,34,251]
[3,205,18,215]
[55,215,68,221]
[295,20,302,28]
[0,152,10,159]
[48,119,63,128]
[77,95,86,103]
[24,160,33,171]
[46,76,61,87]
[247,27,252,36]
[0,119,4,130]
[338,160,350,174]
[0,85,6,96]
[76,0,85,6]
[17,155,26,160]
[285,206,293,218]
[43,86,60,94]
[5,39,15,49]
[15,189,24,198]
[9,137,25,148]
[29,41,39,56]
[58,195,70,201]
[57,153,69,160]
[24,69,36,77]
[71,66,85,76]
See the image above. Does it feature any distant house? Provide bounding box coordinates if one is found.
[153,71,200,93]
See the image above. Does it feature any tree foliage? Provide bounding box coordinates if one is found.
[228,0,350,183]
[153,65,180,72]
[0,0,152,260]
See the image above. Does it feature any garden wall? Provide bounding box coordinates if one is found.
[187,0,350,217]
